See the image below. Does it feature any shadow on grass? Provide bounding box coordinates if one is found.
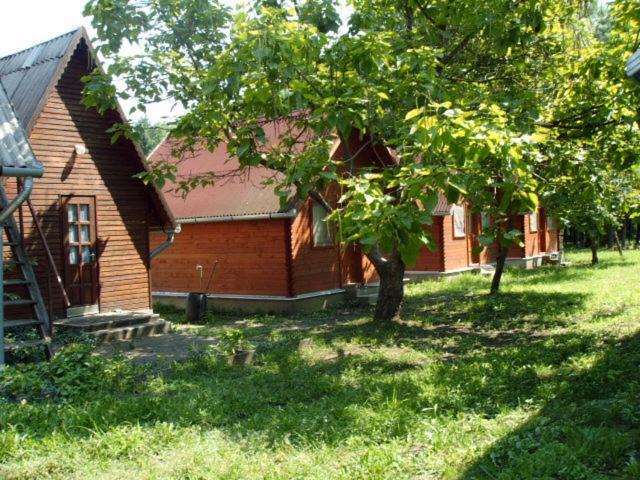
[461,332,640,479]
[404,289,587,330]
[2,323,609,451]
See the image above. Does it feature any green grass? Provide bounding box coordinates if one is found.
[1,249,640,479]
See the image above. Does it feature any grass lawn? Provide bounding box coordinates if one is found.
[1,249,639,479]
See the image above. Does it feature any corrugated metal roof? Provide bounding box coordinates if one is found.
[0,29,79,131]
[0,83,42,174]
[150,137,290,221]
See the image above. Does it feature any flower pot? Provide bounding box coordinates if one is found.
[227,350,255,366]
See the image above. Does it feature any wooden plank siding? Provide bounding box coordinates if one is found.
[150,221,290,296]
[290,198,343,295]
[4,43,155,318]
[442,214,471,271]
[412,219,445,272]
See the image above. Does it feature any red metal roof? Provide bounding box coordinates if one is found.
[149,137,290,221]
[433,193,454,216]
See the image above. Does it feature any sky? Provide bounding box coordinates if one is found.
[0,0,176,122]
[0,0,352,123]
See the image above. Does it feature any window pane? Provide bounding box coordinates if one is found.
[67,205,77,222]
[69,225,79,243]
[82,246,92,263]
[312,203,333,247]
[80,204,90,222]
[80,225,90,243]
[452,205,466,238]
[69,246,80,265]
[530,212,538,232]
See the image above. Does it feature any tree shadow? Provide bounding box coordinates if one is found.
[461,332,640,479]
[2,294,600,453]
[403,289,587,330]
[506,258,633,287]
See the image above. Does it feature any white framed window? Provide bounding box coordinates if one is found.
[451,204,466,238]
[312,202,334,247]
[530,212,538,233]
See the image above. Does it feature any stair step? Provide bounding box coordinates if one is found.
[4,299,36,307]
[4,319,43,328]
[89,320,172,344]
[55,313,161,332]
[4,337,51,352]
[3,279,30,287]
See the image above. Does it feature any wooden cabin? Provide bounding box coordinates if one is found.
[149,131,384,313]
[0,28,175,342]
[410,207,561,278]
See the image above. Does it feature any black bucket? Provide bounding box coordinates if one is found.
[186,292,208,322]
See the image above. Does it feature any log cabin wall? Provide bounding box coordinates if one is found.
[5,43,154,317]
[507,215,526,258]
[523,214,541,257]
[546,225,560,253]
[442,214,471,271]
[150,220,290,296]
[412,219,445,272]
[290,198,343,295]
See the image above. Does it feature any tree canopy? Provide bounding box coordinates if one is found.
[83,0,640,320]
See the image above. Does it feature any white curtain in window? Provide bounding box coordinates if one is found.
[312,203,334,246]
[452,204,466,238]
[530,212,538,232]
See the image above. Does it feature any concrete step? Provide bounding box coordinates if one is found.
[4,337,51,352]
[55,313,161,332]
[4,318,43,329]
[89,320,172,344]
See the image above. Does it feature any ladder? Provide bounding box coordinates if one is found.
[1,185,52,363]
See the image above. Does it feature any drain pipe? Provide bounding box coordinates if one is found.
[150,224,181,260]
[1,176,35,367]
[0,176,34,223]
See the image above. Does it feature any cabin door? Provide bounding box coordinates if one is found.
[538,209,547,253]
[61,196,99,312]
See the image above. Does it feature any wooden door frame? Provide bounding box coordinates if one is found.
[59,194,100,311]
[538,208,547,253]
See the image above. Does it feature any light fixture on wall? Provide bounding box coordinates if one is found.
[74,144,87,155]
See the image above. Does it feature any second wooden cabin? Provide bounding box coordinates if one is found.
[150,129,561,313]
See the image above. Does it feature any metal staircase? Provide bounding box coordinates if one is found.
[1,185,52,361]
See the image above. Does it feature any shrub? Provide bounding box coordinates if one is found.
[0,343,141,402]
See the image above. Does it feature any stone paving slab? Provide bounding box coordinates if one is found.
[95,325,217,364]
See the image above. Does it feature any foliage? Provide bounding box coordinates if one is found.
[131,116,169,155]
[0,250,639,477]
[81,0,585,314]
[538,0,640,243]
[214,328,255,355]
[0,343,140,402]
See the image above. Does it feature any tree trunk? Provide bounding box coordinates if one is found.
[366,247,405,323]
[490,244,508,294]
[589,234,599,264]
[613,230,623,256]
[636,221,640,249]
